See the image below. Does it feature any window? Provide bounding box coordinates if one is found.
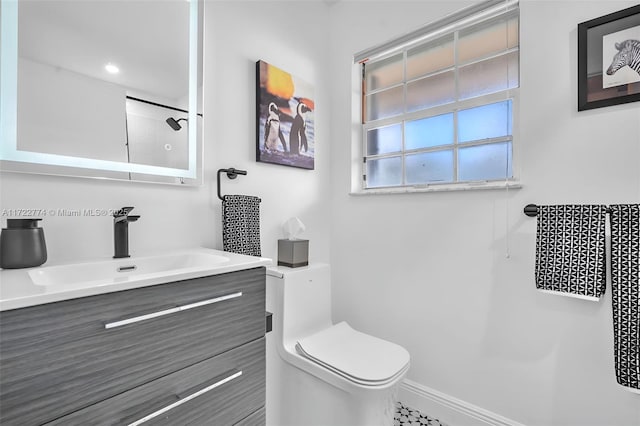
[356,0,519,191]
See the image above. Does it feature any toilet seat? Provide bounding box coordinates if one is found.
[295,322,410,386]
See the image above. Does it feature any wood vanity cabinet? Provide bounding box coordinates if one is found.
[0,267,266,425]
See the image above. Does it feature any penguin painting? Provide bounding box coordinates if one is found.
[264,102,287,152]
[289,101,312,155]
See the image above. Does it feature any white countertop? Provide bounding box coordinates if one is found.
[0,248,272,311]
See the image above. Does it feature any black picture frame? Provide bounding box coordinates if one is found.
[577,5,640,111]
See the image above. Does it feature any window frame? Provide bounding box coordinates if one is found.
[353,1,522,194]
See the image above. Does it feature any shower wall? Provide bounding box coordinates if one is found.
[18,57,127,163]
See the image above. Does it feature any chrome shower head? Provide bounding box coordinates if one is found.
[166,117,187,131]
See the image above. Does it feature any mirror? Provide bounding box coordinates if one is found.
[0,0,203,185]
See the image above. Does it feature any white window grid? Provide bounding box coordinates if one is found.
[360,12,520,190]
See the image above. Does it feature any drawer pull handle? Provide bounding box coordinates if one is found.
[104,292,243,329]
[118,265,137,272]
[127,370,243,426]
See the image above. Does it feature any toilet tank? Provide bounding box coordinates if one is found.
[266,263,333,344]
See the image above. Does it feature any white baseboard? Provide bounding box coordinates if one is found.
[399,379,525,426]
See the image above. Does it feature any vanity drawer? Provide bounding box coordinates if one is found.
[46,337,265,426]
[234,407,266,425]
[0,267,265,426]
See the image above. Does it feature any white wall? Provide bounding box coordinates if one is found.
[328,1,640,425]
[2,1,639,425]
[0,0,331,266]
[204,0,331,263]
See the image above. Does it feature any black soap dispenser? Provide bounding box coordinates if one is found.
[0,218,48,269]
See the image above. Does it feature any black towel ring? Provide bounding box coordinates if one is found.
[217,168,248,201]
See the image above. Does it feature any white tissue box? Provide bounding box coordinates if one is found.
[278,239,309,268]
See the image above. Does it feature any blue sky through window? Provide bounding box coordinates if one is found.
[405,113,454,150]
[458,100,512,143]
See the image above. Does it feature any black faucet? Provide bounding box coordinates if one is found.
[113,207,140,259]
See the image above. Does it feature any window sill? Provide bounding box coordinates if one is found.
[350,180,522,196]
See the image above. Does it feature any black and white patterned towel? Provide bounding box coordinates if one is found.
[609,204,640,392]
[535,205,607,300]
[222,195,262,257]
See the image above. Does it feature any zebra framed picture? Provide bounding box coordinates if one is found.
[578,5,640,111]
[255,60,315,170]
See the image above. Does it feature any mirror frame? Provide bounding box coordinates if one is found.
[0,0,203,184]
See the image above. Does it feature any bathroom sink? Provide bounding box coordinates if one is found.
[1,248,272,311]
[28,251,230,287]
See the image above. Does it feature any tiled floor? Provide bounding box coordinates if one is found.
[394,402,448,426]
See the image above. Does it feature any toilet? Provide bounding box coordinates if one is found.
[266,263,410,426]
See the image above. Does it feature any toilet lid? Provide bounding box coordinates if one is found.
[295,322,410,385]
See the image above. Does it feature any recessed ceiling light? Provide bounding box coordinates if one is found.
[105,63,120,74]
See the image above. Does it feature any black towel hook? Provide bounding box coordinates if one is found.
[217,168,248,201]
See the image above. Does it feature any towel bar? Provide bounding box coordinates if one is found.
[524,203,612,217]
